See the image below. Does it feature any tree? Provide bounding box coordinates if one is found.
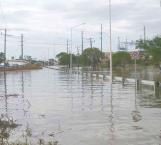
[79,48,103,70]
[0,52,5,64]
[112,51,132,67]
[137,36,161,66]
[111,51,132,77]
[56,52,70,65]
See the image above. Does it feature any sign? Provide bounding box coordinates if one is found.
[131,49,140,60]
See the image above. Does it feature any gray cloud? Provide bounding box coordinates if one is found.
[42,0,68,12]
[3,10,32,23]
[0,0,160,58]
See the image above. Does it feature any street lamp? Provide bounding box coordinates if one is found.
[70,23,86,72]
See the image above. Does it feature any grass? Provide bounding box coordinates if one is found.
[0,114,19,144]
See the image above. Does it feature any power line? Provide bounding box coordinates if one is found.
[24,40,65,46]
[0,32,20,39]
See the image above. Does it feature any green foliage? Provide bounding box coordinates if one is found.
[56,52,70,65]
[137,36,161,65]
[112,51,132,67]
[56,48,103,70]
[79,48,103,70]
[0,52,5,64]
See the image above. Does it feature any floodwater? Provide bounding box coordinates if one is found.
[0,68,161,145]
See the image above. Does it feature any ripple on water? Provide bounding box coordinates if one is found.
[0,68,161,145]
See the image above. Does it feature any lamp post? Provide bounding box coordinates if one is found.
[109,0,113,83]
[70,23,86,72]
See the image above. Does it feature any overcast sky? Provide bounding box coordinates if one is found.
[0,0,161,60]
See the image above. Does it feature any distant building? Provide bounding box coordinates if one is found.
[7,59,29,67]
[48,59,58,65]
[0,63,5,68]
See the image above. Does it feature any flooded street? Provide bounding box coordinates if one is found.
[0,68,161,145]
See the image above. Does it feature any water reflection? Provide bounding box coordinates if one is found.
[155,86,161,98]
[4,70,8,115]
[21,72,24,98]
[132,86,142,122]
[70,71,74,111]
[138,84,161,108]
[0,71,19,144]
[90,77,94,110]
[81,72,85,111]
[100,81,104,111]
[0,70,33,143]
[109,82,115,145]
[0,68,161,145]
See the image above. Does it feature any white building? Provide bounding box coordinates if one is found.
[7,60,29,67]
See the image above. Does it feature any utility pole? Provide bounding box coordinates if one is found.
[2,28,7,114]
[125,37,128,50]
[101,24,103,52]
[118,37,120,50]
[90,38,93,48]
[21,34,24,60]
[77,45,80,70]
[70,28,73,69]
[81,31,84,54]
[109,0,113,83]
[67,39,69,54]
[4,28,7,71]
[77,45,79,55]
[70,23,86,70]
[87,37,94,49]
[144,26,146,43]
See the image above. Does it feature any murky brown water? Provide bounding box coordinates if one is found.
[0,68,161,145]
